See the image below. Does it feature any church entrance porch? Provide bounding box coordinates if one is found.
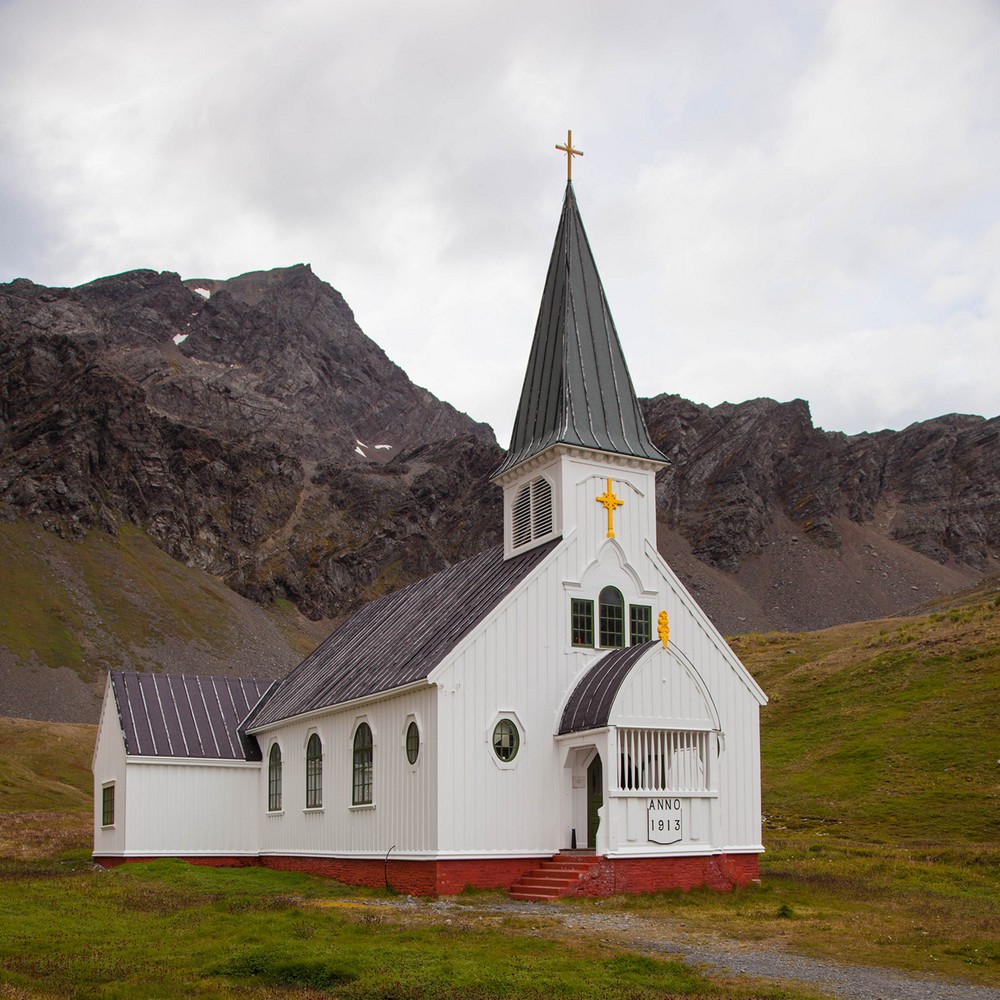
[586,755,603,849]
[563,744,604,853]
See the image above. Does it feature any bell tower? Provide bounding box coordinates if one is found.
[492,157,666,561]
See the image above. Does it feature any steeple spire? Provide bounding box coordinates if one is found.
[495,183,666,478]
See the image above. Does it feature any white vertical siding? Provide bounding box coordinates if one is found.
[124,761,260,855]
[433,446,764,858]
[92,680,128,857]
[255,686,438,858]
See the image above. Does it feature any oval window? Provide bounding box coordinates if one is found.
[405,721,420,765]
[492,718,519,762]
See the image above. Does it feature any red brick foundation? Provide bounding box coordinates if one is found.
[93,851,760,896]
[565,852,759,896]
[260,854,547,895]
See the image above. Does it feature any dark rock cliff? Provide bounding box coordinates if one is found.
[2,267,998,637]
[0,267,500,621]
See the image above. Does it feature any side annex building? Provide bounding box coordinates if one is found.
[93,181,767,897]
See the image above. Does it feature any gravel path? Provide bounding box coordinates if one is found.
[328,895,1000,1000]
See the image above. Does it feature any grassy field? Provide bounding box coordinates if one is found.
[0,521,324,685]
[1,578,998,996]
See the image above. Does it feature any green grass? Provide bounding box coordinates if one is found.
[0,858,799,999]
[730,585,1000,845]
[0,718,95,812]
[0,521,323,681]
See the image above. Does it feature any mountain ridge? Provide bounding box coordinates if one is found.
[2,266,998,720]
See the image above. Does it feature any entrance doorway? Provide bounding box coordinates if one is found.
[586,754,603,849]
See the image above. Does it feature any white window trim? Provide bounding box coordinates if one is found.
[487,710,525,771]
[402,713,422,771]
[100,781,115,828]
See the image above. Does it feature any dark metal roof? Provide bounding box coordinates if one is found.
[558,641,657,734]
[110,673,276,760]
[495,183,666,477]
[251,540,559,729]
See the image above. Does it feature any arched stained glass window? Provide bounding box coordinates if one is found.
[599,586,625,648]
[353,723,373,805]
[305,733,322,809]
[268,743,282,812]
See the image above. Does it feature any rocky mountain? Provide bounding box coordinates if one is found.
[1,266,500,621]
[643,395,998,631]
[1,265,999,723]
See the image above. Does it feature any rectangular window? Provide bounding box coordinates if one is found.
[599,599,625,648]
[630,605,652,644]
[571,598,594,647]
[101,784,115,827]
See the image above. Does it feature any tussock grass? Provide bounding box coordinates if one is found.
[0,717,95,813]
[0,522,322,682]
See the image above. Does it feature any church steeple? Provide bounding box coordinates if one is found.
[494,182,666,479]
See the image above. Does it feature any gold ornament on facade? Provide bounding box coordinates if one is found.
[657,610,670,648]
[595,478,624,538]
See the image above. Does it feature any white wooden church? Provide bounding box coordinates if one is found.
[93,174,767,897]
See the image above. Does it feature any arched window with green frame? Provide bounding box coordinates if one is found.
[599,586,625,648]
[305,733,322,809]
[268,742,282,812]
[352,723,373,805]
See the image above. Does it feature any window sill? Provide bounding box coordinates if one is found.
[303,807,325,814]
[266,810,284,817]
[349,803,375,812]
[101,824,115,829]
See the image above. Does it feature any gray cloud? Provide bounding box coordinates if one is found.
[1,0,997,444]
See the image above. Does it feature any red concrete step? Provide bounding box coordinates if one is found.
[509,853,602,901]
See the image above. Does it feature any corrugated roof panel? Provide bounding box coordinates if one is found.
[118,673,156,755]
[167,674,196,756]
[559,642,656,734]
[187,676,217,757]
[201,677,234,757]
[495,183,665,477]
[110,673,274,760]
[251,540,558,729]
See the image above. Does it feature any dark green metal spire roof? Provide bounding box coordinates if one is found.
[495,183,666,477]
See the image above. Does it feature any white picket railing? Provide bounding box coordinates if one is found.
[616,728,711,793]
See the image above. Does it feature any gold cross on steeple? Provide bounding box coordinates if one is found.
[555,129,583,181]
[596,478,624,538]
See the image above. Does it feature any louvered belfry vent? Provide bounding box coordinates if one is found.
[512,483,532,547]
[512,476,554,549]
[531,477,553,537]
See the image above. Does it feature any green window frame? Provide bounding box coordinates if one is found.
[405,721,420,765]
[492,719,519,762]
[305,733,323,809]
[353,723,373,805]
[599,586,625,648]
[630,604,652,645]
[268,743,282,812]
[571,598,595,647]
[101,784,114,827]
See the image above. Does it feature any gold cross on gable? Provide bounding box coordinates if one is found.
[596,478,624,538]
[555,129,583,181]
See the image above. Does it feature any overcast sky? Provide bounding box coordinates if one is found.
[1,0,997,446]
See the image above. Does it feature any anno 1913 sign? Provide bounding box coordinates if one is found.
[647,797,683,845]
